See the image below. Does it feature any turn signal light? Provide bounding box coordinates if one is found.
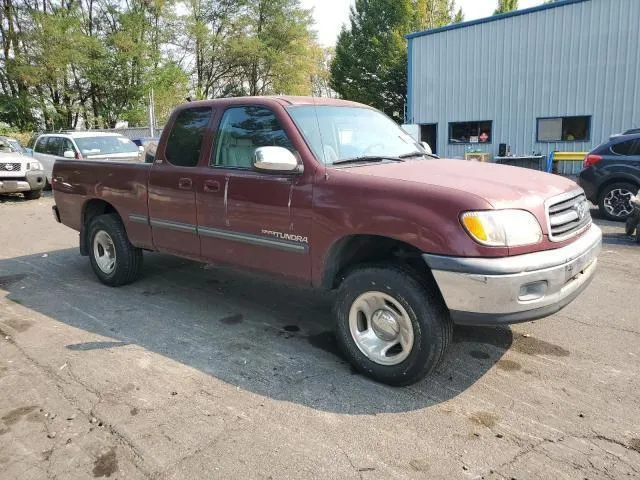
[583,154,602,168]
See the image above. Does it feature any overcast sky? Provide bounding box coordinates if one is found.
[301,0,546,46]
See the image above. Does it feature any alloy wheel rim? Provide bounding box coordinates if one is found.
[93,230,116,274]
[603,188,634,217]
[348,291,414,366]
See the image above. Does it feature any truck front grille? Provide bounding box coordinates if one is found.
[546,190,591,241]
[0,162,21,172]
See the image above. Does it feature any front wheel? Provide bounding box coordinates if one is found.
[599,182,637,221]
[87,214,143,286]
[23,189,42,200]
[334,264,452,386]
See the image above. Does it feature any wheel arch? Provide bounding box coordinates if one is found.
[320,234,436,290]
[80,199,123,256]
[597,175,640,201]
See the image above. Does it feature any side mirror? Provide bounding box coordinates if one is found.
[138,145,145,152]
[63,150,75,159]
[253,146,302,174]
[420,141,433,155]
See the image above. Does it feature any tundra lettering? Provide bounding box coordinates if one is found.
[51,96,601,386]
[261,229,309,244]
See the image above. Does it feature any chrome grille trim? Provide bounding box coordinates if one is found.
[545,189,592,242]
[0,162,21,172]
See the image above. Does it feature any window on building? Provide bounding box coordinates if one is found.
[610,139,639,156]
[537,116,590,142]
[448,121,492,144]
[165,107,213,167]
[213,107,295,169]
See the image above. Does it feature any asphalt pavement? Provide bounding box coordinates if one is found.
[1,192,639,479]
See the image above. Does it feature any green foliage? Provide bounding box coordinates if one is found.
[330,0,463,123]
[494,0,519,15]
[0,0,319,130]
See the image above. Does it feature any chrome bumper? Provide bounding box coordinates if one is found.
[0,179,31,193]
[0,171,45,193]
[423,225,602,325]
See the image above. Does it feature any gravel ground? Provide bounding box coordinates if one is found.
[1,191,639,480]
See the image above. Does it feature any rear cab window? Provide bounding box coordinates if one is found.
[165,107,213,167]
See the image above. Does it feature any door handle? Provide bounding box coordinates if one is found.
[178,177,192,190]
[203,179,220,193]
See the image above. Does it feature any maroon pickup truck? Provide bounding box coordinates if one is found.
[52,96,602,385]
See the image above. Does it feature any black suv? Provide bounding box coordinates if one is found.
[578,133,640,221]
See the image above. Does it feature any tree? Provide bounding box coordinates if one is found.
[494,0,519,15]
[330,0,463,123]
[231,0,318,96]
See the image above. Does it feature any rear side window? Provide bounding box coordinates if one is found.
[45,137,63,156]
[34,137,48,153]
[165,107,213,167]
[611,139,638,156]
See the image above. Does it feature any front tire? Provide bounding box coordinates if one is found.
[23,189,42,200]
[599,182,637,221]
[87,214,143,286]
[334,264,452,386]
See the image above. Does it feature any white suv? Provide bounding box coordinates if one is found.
[32,132,142,185]
[0,137,45,200]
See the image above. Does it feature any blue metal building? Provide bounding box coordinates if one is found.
[405,0,640,160]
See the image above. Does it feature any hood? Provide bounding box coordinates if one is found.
[342,159,579,209]
[0,151,27,163]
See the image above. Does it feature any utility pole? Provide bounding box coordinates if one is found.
[148,89,155,137]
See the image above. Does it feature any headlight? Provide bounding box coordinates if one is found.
[461,210,543,247]
[27,161,43,171]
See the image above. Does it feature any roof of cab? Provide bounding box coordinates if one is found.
[39,131,126,139]
[176,96,369,110]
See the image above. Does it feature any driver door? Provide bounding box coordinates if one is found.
[197,105,312,282]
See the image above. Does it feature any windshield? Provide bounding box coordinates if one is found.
[75,136,139,156]
[286,106,426,165]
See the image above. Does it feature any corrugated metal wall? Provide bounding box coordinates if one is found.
[408,0,640,159]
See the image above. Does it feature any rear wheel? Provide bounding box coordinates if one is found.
[626,216,639,236]
[87,214,143,286]
[23,189,42,200]
[599,182,637,221]
[334,264,451,386]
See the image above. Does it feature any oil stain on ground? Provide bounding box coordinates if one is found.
[512,334,570,356]
[1,405,38,426]
[283,325,300,332]
[0,274,27,287]
[3,318,32,332]
[219,313,243,325]
[93,447,118,478]
[469,411,498,428]
[496,359,522,371]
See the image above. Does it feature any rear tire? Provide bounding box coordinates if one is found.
[598,182,637,221]
[87,214,143,286]
[23,189,42,200]
[626,216,639,236]
[334,264,451,386]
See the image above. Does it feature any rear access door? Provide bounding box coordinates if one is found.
[147,106,214,258]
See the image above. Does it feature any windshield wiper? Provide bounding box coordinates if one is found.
[398,151,438,159]
[332,155,405,165]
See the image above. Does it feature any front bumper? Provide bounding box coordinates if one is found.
[0,170,45,194]
[423,225,602,325]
